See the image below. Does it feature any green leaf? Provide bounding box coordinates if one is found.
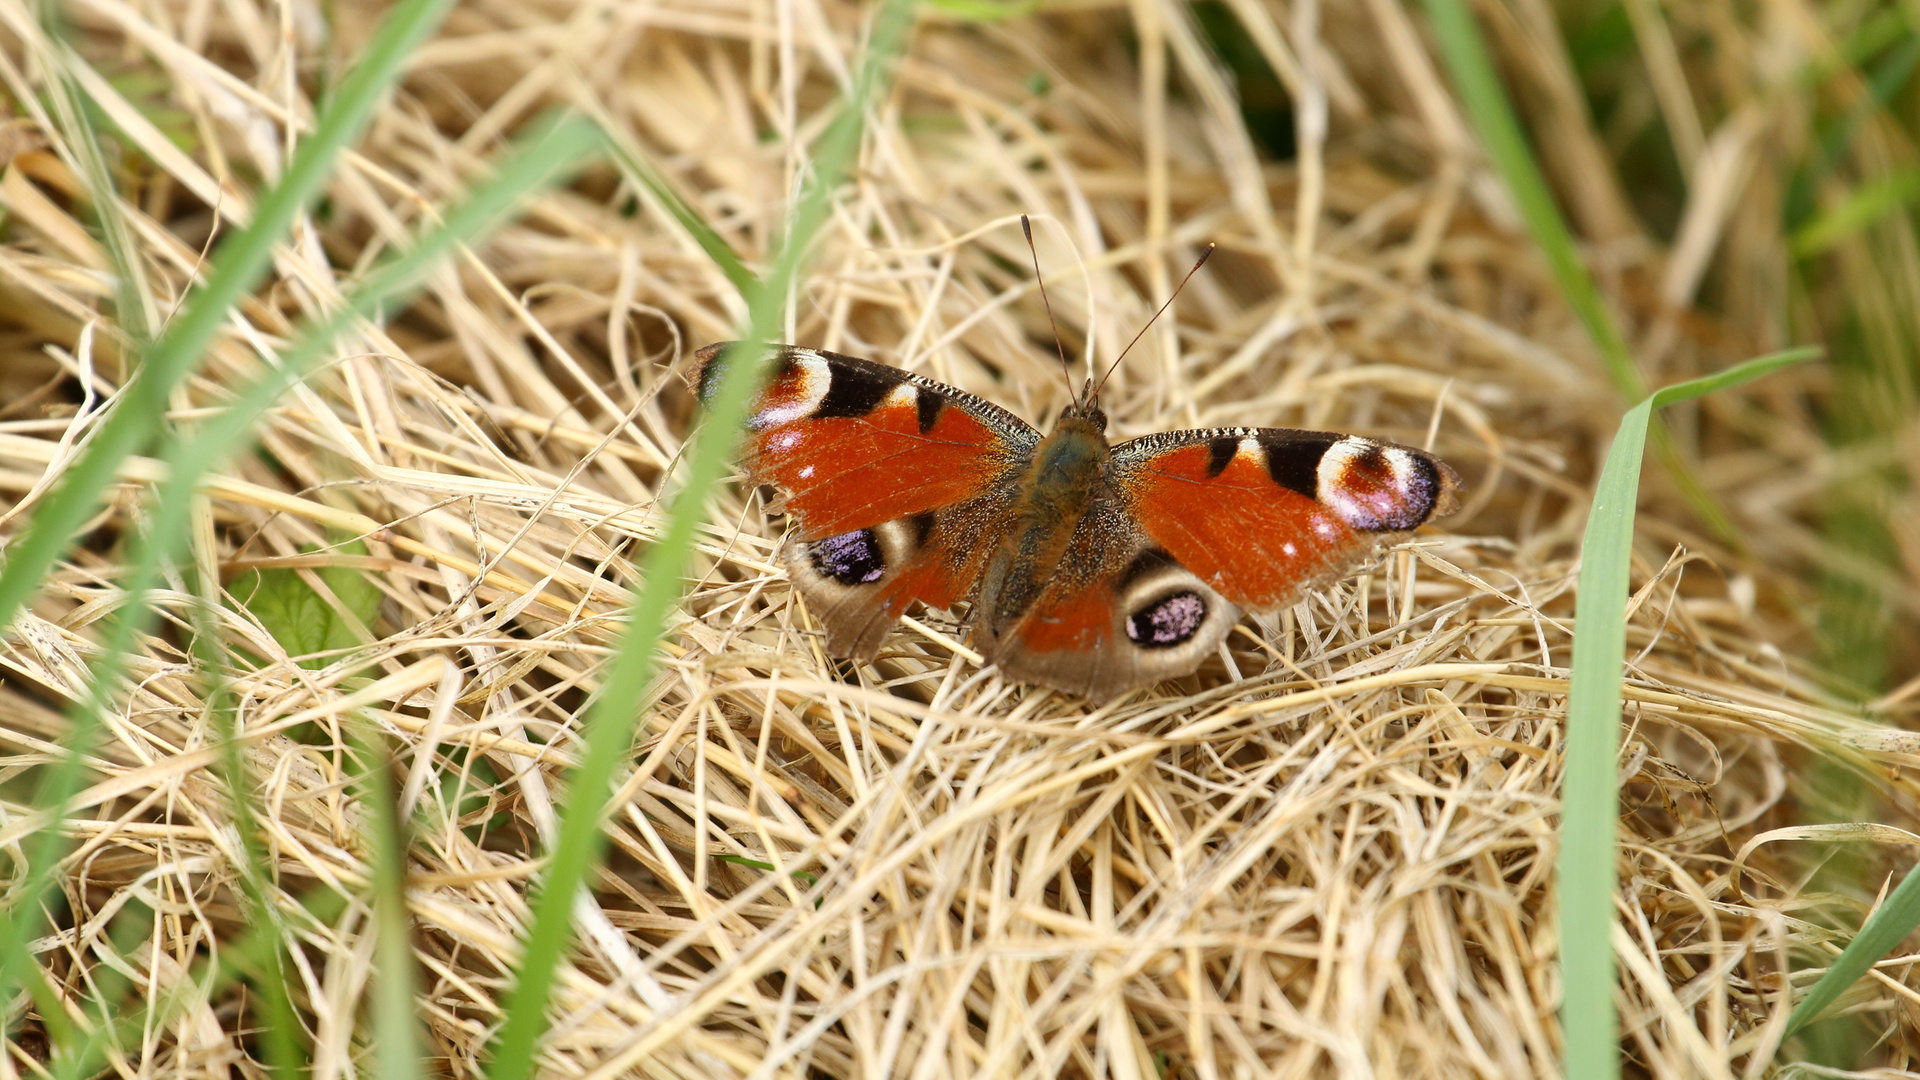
[1558,347,1819,1080]
[230,541,383,668]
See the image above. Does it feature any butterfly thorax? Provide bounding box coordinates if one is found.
[977,415,1113,635]
[1027,413,1109,507]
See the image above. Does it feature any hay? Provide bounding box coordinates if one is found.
[0,1,1916,1076]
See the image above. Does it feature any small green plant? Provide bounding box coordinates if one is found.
[229,539,385,670]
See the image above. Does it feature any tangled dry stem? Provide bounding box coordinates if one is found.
[1,1,1917,1077]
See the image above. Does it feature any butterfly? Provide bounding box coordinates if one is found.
[687,338,1462,702]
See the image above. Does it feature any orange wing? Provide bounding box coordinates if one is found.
[691,344,1038,538]
[1109,428,1460,611]
[691,343,1037,661]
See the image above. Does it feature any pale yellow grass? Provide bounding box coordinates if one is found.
[0,1,1915,1078]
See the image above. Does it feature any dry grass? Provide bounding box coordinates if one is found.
[1,1,1918,1077]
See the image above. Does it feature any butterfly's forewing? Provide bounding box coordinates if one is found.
[692,344,1039,537]
[1110,428,1460,611]
[691,343,1037,660]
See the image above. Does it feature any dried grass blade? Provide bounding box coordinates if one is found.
[1560,347,1818,1080]
[0,0,457,1039]
[479,6,915,1079]
[1420,0,1738,545]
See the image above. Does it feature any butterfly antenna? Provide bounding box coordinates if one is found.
[1091,242,1216,399]
[1021,215,1076,401]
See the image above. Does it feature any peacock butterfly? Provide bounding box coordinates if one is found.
[689,230,1461,702]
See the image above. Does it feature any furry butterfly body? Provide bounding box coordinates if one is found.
[692,342,1461,701]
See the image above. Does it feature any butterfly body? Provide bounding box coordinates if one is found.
[978,410,1108,629]
[692,342,1460,702]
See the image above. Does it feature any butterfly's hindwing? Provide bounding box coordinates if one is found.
[785,515,933,661]
[785,497,1016,662]
[975,500,1241,701]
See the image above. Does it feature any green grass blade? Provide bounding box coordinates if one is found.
[1559,347,1819,1080]
[1791,166,1920,257]
[52,903,147,1080]
[604,138,754,296]
[479,5,915,1078]
[0,115,598,1048]
[0,0,455,636]
[191,579,309,1079]
[37,28,155,344]
[1422,0,1642,400]
[61,889,349,1079]
[923,0,1042,21]
[358,727,424,1080]
[1421,0,1741,544]
[1785,865,1920,1038]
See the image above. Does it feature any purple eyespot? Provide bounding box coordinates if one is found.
[1127,591,1207,648]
